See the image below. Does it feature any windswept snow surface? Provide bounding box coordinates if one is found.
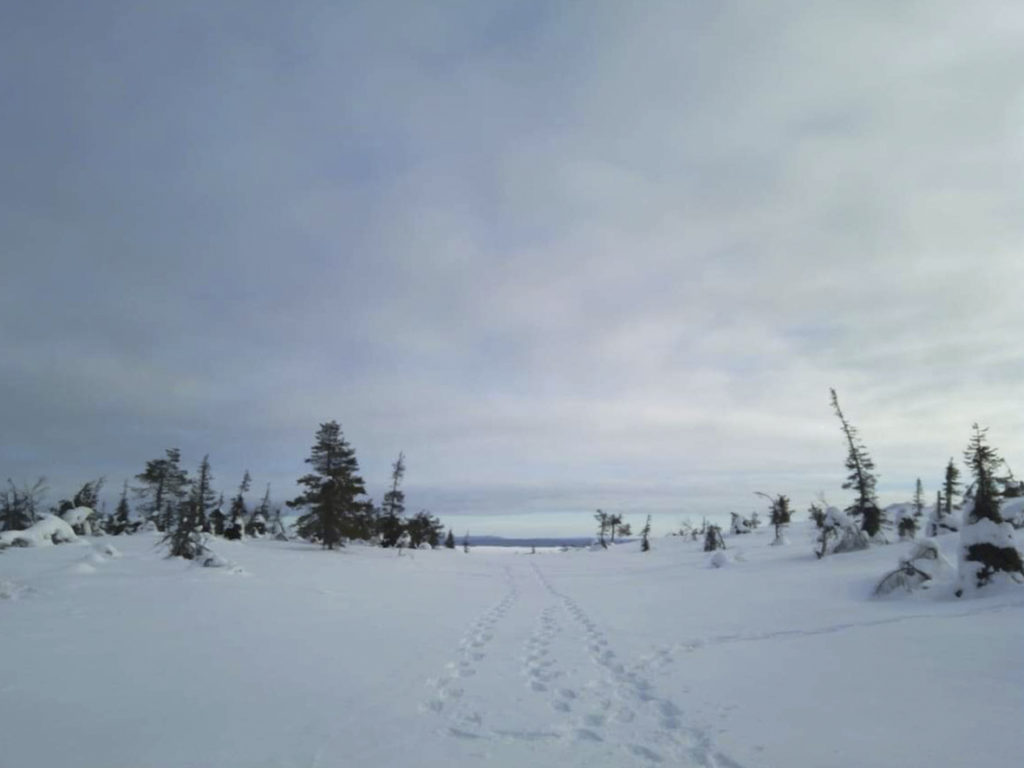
[0,525,1021,767]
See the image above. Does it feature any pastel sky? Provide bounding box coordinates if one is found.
[3,1,1023,537]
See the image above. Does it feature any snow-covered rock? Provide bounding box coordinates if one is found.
[0,515,78,548]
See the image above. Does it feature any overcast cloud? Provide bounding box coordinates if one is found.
[2,1,1023,536]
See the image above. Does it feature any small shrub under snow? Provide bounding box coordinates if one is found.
[709,550,729,568]
[0,515,78,549]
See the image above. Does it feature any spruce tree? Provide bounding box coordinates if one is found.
[187,456,217,534]
[1,478,47,531]
[703,524,725,552]
[109,480,132,535]
[462,531,470,553]
[594,509,609,548]
[406,510,444,548]
[957,424,1024,593]
[941,458,961,527]
[163,495,204,559]
[288,421,371,549]
[830,389,885,538]
[912,478,924,519]
[640,515,652,552]
[134,449,188,531]
[608,513,623,543]
[378,452,407,548]
[444,529,456,549]
[248,483,271,536]
[226,470,250,539]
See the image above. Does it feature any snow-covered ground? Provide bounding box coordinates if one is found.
[1,524,1020,768]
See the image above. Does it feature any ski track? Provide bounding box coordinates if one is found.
[632,597,1024,675]
[421,561,745,767]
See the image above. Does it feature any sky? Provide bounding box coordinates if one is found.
[2,1,1023,537]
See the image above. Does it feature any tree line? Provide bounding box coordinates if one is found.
[2,420,453,560]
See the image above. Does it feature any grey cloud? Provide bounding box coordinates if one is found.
[2,1,1023,531]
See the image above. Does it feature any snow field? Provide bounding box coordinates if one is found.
[0,523,1021,768]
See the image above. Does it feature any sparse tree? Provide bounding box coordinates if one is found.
[225,470,250,539]
[640,515,652,552]
[378,453,407,548]
[462,531,470,553]
[617,522,632,538]
[940,458,962,531]
[134,449,188,531]
[1,477,48,531]
[289,421,372,549]
[608,513,623,543]
[912,478,924,519]
[247,483,271,537]
[956,424,1024,594]
[830,389,885,538]
[406,510,444,548]
[703,524,725,552]
[189,456,217,534]
[108,480,133,535]
[757,492,791,545]
[594,509,609,548]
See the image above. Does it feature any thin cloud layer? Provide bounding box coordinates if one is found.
[2,1,1022,535]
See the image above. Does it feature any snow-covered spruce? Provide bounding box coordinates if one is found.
[956,424,1024,596]
[815,506,869,559]
[874,540,954,596]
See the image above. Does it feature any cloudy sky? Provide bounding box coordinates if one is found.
[3,1,1023,536]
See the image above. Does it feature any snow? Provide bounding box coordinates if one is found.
[0,514,78,548]
[0,523,1020,768]
[60,506,94,526]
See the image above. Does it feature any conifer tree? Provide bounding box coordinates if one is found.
[928,490,943,536]
[164,495,205,560]
[189,456,217,534]
[830,389,885,537]
[109,480,132,535]
[463,531,470,553]
[444,529,456,549]
[941,458,961,526]
[378,452,407,548]
[640,515,652,552]
[1,478,47,531]
[703,524,725,552]
[608,513,623,543]
[406,510,444,548]
[288,421,371,549]
[913,478,924,519]
[957,424,1024,594]
[225,470,250,539]
[134,449,188,531]
[594,509,609,548]
[247,483,271,537]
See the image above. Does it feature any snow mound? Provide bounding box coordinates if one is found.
[196,550,249,575]
[101,543,122,558]
[0,579,27,599]
[71,562,97,575]
[709,550,729,568]
[61,506,94,526]
[1001,497,1024,528]
[0,515,78,548]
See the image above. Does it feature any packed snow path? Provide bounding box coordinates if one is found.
[1,527,1021,768]
[422,559,737,766]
